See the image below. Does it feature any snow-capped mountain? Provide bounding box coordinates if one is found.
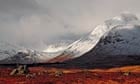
[0,12,140,64]
[89,13,140,56]
[0,41,70,64]
[0,41,25,60]
[57,13,139,57]
[59,13,140,68]
[49,12,140,63]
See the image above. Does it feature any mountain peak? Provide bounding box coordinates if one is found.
[1,13,140,64]
[120,12,138,22]
[105,12,138,27]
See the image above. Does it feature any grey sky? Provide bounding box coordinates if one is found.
[0,0,140,49]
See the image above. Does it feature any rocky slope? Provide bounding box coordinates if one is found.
[1,13,140,65]
[49,13,140,64]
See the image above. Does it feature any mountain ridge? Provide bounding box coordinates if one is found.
[0,12,140,64]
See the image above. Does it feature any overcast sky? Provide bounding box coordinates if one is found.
[0,0,140,49]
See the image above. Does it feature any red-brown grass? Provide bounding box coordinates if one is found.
[0,65,140,84]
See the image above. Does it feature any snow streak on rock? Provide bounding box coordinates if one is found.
[63,12,139,59]
[0,12,140,64]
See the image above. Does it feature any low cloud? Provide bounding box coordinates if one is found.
[0,0,140,49]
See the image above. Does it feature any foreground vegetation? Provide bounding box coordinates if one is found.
[0,66,140,84]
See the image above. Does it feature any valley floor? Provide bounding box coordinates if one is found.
[0,65,140,84]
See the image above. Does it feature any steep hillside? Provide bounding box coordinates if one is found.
[1,13,140,65]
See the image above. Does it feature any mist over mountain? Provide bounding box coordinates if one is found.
[1,0,140,50]
[1,13,140,65]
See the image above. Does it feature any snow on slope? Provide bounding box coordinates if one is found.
[43,42,69,53]
[63,12,139,59]
[64,24,108,57]
[0,41,25,60]
[0,12,140,64]
[0,41,71,64]
[0,48,61,64]
[95,24,140,56]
